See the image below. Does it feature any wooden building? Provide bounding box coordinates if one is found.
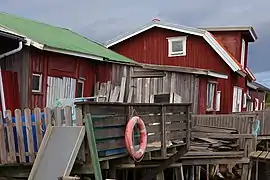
[247,81,270,111]
[105,20,258,114]
[0,13,136,111]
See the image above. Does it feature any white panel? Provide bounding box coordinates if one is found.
[216,91,221,111]
[243,93,247,108]
[232,87,237,112]
[46,76,76,108]
[241,39,246,67]
[238,88,242,112]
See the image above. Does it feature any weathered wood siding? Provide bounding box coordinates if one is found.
[111,64,199,113]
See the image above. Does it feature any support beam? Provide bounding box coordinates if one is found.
[140,146,187,180]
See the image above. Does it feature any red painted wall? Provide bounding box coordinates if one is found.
[209,31,249,69]
[30,49,111,108]
[110,27,247,113]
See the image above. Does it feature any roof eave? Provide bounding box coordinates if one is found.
[43,45,104,61]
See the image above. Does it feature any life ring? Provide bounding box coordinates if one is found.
[125,116,147,160]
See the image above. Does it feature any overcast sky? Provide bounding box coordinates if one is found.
[1,0,270,74]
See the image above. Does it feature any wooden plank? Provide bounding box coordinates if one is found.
[251,151,263,158]
[167,131,186,140]
[0,112,7,164]
[258,151,268,159]
[147,125,161,133]
[64,106,72,126]
[133,105,161,115]
[44,107,52,128]
[85,114,103,180]
[191,132,253,139]
[166,122,186,131]
[34,108,43,149]
[94,127,125,139]
[84,105,126,116]
[92,115,126,128]
[161,106,166,157]
[6,110,16,163]
[15,109,26,163]
[24,108,35,162]
[97,138,125,151]
[76,108,85,162]
[119,77,126,102]
[148,134,161,144]
[111,86,120,102]
[55,107,62,126]
[166,113,187,122]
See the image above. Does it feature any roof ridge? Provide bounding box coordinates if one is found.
[0,12,72,33]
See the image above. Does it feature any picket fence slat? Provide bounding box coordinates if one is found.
[25,108,35,163]
[15,109,26,163]
[6,110,16,163]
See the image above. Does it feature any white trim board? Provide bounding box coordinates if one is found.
[105,21,244,76]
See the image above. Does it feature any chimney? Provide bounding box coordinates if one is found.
[152,18,160,22]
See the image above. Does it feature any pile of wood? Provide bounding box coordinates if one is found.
[190,125,240,152]
[94,77,127,102]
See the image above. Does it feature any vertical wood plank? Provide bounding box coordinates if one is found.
[76,108,85,162]
[0,112,7,164]
[64,106,72,126]
[161,106,166,157]
[6,110,16,163]
[44,107,52,129]
[34,108,43,149]
[55,107,62,126]
[15,109,26,163]
[119,77,127,102]
[24,108,35,162]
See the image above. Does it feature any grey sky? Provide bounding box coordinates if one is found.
[1,0,270,73]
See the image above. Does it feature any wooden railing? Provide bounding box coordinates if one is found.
[0,106,83,164]
[77,102,191,158]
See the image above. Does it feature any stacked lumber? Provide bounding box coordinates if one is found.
[94,77,127,102]
[190,125,240,152]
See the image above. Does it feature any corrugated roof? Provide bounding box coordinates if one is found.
[0,12,136,64]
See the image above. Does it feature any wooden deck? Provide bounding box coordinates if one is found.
[250,151,270,161]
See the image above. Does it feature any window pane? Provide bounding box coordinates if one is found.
[32,75,40,91]
[77,82,83,97]
[171,41,183,52]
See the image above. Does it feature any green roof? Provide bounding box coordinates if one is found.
[0,12,135,64]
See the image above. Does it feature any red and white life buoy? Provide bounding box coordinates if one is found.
[125,116,147,160]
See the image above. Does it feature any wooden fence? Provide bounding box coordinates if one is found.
[0,106,83,164]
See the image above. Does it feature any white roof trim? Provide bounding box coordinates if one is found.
[105,22,243,75]
[245,67,256,81]
[207,71,228,79]
[247,82,258,90]
[43,46,103,61]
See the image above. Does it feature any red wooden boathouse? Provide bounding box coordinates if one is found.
[105,20,258,114]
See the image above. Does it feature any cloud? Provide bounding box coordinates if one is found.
[1,0,270,72]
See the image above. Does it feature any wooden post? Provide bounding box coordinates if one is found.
[255,160,258,180]
[190,166,195,180]
[206,164,209,180]
[186,105,191,151]
[85,114,103,180]
[161,105,167,157]
[195,166,201,180]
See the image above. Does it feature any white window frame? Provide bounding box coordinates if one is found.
[206,82,216,110]
[243,93,247,108]
[232,86,243,112]
[77,78,85,97]
[241,38,246,67]
[167,36,187,57]
[32,73,42,93]
[216,91,221,111]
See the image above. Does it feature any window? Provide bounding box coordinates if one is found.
[32,73,42,93]
[216,91,221,111]
[207,82,216,110]
[232,86,243,112]
[241,39,246,67]
[77,78,84,97]
[167,36,187,57]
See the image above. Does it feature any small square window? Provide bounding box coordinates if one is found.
[167,36,187,57]
[77,79,84,97]
[32,73,42,93]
